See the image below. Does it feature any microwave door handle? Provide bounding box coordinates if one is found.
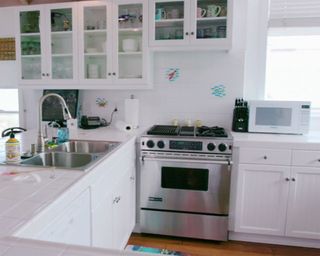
[140,156,232,166]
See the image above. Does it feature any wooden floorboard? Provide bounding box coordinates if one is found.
[128,233,320,256]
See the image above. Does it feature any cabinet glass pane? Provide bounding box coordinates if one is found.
[21,35,41,56]
[51,8,72,32]
[20,11,40,34]
[83,6,107,79]
[196,0,227,39]
[118,4,143,79]
[155,1,184,41]
[52,56,73,79]
[21,57,41,80]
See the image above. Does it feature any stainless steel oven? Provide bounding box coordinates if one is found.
[139,125,233,241]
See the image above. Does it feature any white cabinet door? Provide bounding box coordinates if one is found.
[78,1,113,84]
[78,0,150,88]
[37,188,91,246]
[91,192,114,249]
[149,0,232,49]
[114,0,150,86]
[16,3,78,86]
[286,167,320,240]
[235,164,290,236]
[112,164,136,250]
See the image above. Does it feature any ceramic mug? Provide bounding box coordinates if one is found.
[155,8,167,20]
[197,7,206,18]
[207,5,221,17]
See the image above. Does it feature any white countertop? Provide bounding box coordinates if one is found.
[232,131,320,150]
[0,126,151,256]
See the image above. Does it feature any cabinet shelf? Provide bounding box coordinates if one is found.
[197,17,227,22]
[21,54,41,58]
[52,53,73,57]
[84,52,106,56]
[118,51,142,55]
[84,29,107,34]
[51,31,73,35]
[155,18,184,23]
[21,32,40,37]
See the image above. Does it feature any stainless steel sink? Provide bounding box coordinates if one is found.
[52,140,120,154]
[20,152,101,170]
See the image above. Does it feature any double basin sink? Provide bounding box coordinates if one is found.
[20,140,120,170]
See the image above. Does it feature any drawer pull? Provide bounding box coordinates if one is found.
[285,177,290,182]
[291,178,296,182]
[263,156,267,160]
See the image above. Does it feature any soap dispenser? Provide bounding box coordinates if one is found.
[5,132,20,163]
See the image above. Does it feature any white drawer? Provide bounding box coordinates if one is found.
[239,148,291,165]
[292,150,320,167]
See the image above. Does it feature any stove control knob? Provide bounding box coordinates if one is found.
[218,143,228,152]
[146,140,155,148]
[157,140,165,149]
[207,143,216,151]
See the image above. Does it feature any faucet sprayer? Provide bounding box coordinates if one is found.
[37,93,72,153]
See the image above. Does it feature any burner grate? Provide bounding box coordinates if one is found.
[197,126,228,137]
[147,125,180,136]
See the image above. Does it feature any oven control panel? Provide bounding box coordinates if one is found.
[140,136,232,154]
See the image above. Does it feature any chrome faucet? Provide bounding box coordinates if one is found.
[37,93,72,153]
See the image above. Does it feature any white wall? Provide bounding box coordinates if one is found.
[0,7,18,88]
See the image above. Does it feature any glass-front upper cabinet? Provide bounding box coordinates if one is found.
[49,6,76,80]
[116,1,147,83]
[18,9,42,80]
[79,2,110,82]
[149,0,232,49]
[17,3,77,85]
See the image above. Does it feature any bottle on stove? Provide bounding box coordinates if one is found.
[232,98,249,132]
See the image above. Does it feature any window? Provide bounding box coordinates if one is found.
[0,89,19,133]
[265,31,320,109]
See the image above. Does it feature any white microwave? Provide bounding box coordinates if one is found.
[248,100,311,134]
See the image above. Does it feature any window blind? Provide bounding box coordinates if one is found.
[269,0,320,27]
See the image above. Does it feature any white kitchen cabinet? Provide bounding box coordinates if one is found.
[91,165,135,250]
[234,147,320,240]
[149,0,232,50]
[77,0,150,88]
[285,150,320,240]
[235,164,290,236]
[16,3,78,85]
[112,165,136,249]
[91,138,136,250]
[37,188,91,246]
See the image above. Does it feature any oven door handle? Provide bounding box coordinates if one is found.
[140,156,232,167]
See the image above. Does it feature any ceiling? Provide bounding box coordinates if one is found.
[0,0,88,7]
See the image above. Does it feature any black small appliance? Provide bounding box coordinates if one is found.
[232,98,249,132]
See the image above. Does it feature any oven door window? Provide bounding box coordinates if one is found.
[161,167,209,191]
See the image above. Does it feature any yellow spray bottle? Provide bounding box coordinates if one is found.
[5,132,20,163]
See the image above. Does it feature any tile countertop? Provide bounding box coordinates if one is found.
[232,131,320,150]
[0,126,152,256]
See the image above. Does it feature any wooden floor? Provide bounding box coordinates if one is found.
[128,233,320,256]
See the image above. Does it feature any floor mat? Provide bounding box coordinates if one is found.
[125,245,191,255]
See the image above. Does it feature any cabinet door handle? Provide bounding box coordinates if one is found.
[263,156,267,160]
[318,159,320,162]
[291,178,296,182]
[185,32,189,36]
[190,32,194,35]
[285,177,290,182]
[42,73,46,77]
[108,73,112,76]
[46,73,50,77]
[112,72,116,76]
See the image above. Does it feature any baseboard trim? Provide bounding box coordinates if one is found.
[229,232,320,249]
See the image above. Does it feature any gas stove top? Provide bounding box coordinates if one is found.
[146,125,228,138]
[141,125,232,156]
